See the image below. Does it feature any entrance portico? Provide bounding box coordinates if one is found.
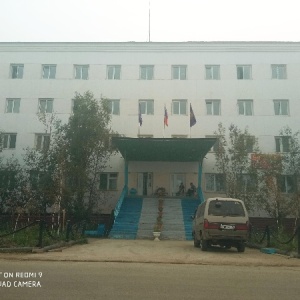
[112,137,216,201]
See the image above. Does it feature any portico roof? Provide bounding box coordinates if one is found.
[112,137,217,162]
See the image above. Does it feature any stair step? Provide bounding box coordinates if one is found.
[110,196,201,240]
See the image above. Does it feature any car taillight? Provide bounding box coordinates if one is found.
[235,222,249,230]
[204,219,219,229]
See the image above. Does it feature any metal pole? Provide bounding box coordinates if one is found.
[66,220,71,242]
[38,220,44,248]
[297,225,300,255]
[198,161,204,203]
[266,226,270,247]
[124,159,128,191]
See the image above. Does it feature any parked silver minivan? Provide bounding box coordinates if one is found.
[192,197,249,252]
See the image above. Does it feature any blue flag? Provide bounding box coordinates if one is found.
[138,103,143,126]
[190,104,196,127]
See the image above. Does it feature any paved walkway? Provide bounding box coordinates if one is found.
[0,239,300,267]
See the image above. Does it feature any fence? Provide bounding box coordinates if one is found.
[248,224,300,257]
[0,218,86,249]
[0,212,115,249]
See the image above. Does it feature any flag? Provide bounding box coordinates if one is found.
[190,104,196,127]
[138,103,142,126]
[164,105,168,127]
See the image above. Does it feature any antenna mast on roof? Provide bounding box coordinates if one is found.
[148,1,151,42]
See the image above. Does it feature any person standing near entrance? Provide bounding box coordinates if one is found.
[187,182,196,197]
[176,182,185,196]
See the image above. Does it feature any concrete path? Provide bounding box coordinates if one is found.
[0,239,299,267]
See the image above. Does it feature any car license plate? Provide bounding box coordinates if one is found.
[220,224,235,230]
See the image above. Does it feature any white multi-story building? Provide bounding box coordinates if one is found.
[1,42,299,212]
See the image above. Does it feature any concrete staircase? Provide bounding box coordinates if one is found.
[181,198,201,240]
[109,196,200,240]
[109,197,143,239]
[136,198,159,239]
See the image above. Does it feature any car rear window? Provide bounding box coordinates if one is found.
[208,200,245,217]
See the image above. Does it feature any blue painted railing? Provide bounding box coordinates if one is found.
[114,185,128,219]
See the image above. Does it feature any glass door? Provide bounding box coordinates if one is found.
[170,174,185,196]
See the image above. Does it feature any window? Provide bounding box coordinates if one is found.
[172,65,187,80]
[244,136,255,153]
[6,98,20,113]
[205,65,220,80]
[42,65,56,79]
[29,170,47,190]
[138,135,153,138]
[39,98,53,113]
[272,64,286,79]
[71,99,79,113]
[172,100,187,115]
[107,99,120,115]
[75,65,89,79]
[140,65,154,80]
[0,171,16,190]
[274,100,289,115]
[208,200,245,217]
[35,134,50,151]
[205,173,225,192]
[237,65,252,79]
[11,64,24,79]
[139,100,154,115]
[206,100,221,115]
[2,134,17,149]
[238,100,253,116]
[99,173,118,190]
[275,136,290,153]
[172,135,188,138]
[277,175,295,193]
[237,174,257,192]
[107,65,121,80]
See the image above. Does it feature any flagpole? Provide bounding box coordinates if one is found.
[148,1,151,42]
[163,103,165,138]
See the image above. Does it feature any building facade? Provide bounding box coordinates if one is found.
[0,42,299,212]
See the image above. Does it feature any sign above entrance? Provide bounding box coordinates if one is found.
[112,137,217,162]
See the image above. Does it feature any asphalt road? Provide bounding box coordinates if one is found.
[1,260,300,300]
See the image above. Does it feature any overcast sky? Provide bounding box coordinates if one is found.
[0,0,299,42]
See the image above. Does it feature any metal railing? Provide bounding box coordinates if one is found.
[0,219,86,249]
[114,185,128,219]
[248,224,300,256]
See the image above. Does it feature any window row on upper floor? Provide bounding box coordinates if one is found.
[205,173,294,194]
[2,97,292,116]
[0,133,293,158]
[7,63,289,80]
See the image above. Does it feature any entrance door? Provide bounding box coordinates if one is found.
[137,173,153,196]
[171,174,185,196]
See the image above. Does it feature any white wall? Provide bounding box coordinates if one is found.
[1,42,300,199]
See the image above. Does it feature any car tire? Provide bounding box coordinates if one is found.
[200,238,208,251]
[194,234,200,248]
[237,243,245,252]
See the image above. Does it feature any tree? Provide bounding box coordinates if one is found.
[213,123,259,211]
[23,113,63,215]
[59,91,116,221]
[0,156,30,217]
[279,126,300,225]
[253,153,290,228]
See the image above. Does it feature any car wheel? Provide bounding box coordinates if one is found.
[200,238,208,251]
[194,234,200,248]
[237,243,245,252]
